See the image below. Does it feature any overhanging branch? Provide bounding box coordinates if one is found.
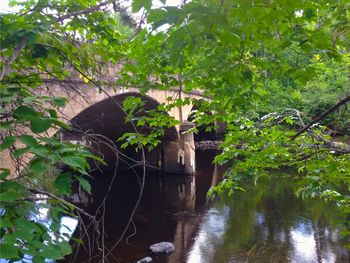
[0,38,28,80]
[291,96,350,140]
[54,1,110,22]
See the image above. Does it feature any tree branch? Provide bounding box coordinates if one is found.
[0,38,28,80]
[0,1,115,81]
[29,188,96,221]
[54,1,110,22]
[291,96,350,140]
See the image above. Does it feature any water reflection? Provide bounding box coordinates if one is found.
[60,217,79,242]
[64,150,348,263]
[185,181,349,263]
[28,195,79,243]
[186,208,229,263]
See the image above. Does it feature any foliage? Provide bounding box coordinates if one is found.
[119,96,179,151]
[253,53,350,132]
[1,0,350,261]
[118,0,350,210]
[0,0,132,261]
[0,79,94,261]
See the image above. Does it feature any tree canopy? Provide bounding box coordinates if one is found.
[0,0,349,261]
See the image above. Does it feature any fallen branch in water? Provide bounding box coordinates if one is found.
[291,96,350,140]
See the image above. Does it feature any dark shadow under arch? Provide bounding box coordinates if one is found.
[187,102,217,141]
[65,92,178,141]
[62,92,179,171]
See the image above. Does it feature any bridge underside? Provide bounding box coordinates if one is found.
[62,93,196,174]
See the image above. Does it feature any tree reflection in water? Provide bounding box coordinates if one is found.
[185,178,349,263]
[62,150,348,263]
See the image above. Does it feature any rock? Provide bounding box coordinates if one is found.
[136,257,152,263]
[149,242,175,255]
[195,140,222,150]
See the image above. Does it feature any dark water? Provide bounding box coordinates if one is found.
[64,150,349,263]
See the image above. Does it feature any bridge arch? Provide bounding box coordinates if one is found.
[57,85,198,127]
[1,83,202,176]
[64,92,179,142]
[62,92,195,174]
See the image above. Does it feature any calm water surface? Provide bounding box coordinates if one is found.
[64,150,349,263]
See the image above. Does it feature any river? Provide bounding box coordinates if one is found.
[63,149,349,263]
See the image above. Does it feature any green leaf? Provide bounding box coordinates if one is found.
[0,169,10,180]
[13,105,37,118]
[0,121,13,130]
[41,245,64,260]
[132,0,152,12]
[19,135,38,147]
[52,119,70,130]
[1,232,16,245]
[0,244,19,259]
[30,117,52,133]
[14,229,34,241]
[0,181,25,193]
[71,237,84,245]
[32,256,46,263]
[13,146,31,157]
[0,191,21,202]
[242,71,252,81]
[0,218,12,228]
[30,145,49,157]
[25,32,39,44]
[39,22,51,31]
[30,158,49,175]
[58,240,72,256]
[48,109,58,118]
[77,176,91,194]
[0,136,16,151]
[62,155,87,170]
[89,155,107,166]
[54,173,72,195]
[285,117,295,125]
[52,97,67,107]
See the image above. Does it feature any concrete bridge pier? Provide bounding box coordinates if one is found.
[60,125,196,175]
[161,122,196,175]
[179,121,196,174]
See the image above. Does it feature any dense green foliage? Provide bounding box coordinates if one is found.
[120,0,350,206]
[254,54,350,132]
[0,1,131,261]
[0,0,349,261]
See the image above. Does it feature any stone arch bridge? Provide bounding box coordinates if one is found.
[2,80,221,176]
[58,83,211,175]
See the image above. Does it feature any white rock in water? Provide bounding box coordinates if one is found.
[149,242,175,255]
[136,257,152,263]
